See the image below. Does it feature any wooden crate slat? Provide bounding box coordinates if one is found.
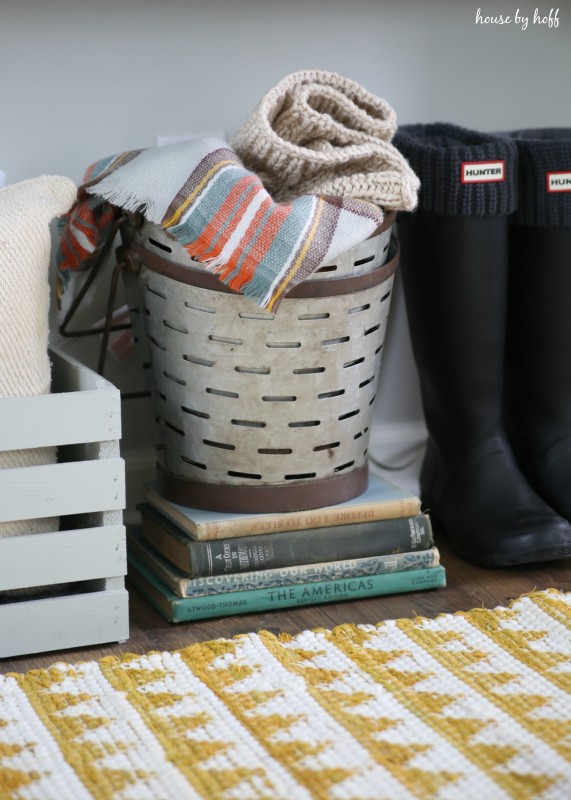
[0,459,125,523]
[0,589,129,658]
[0,389,120,450]
[0,526,126,591]
[50,347,119,394]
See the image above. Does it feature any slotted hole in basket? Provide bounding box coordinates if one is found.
[343,357,365,368]
[185,301,216,314]
[375,343,384,355]
[163,370,186,386]
[369,394,377,406]
[298,312,330,320]
[228,470,262,480]
[235,366,271,375]
[149,336,166,352]
[206,387,239,398]
[203,439,235,451]
[266,341,301,349]
[181,455,207,469]
[359,375,375,389]
[146,284,167,300]
[143,308,150,316]
[258,448,293,455]
[314,441,341,452]
[334,460,355,472]
[148,237,172,253]
[353,254,374,267]
[348,303,370,315]
[383,241,390,253]
[157,392,167,402]
[183,354,215,367]
[164,420,185,436]
[239,311,275,320]
[284,472,317,480]
[322,336,350,347]
[181,406,210,419]
[263,395,297,403]
[164,319,189,335]
[318,389,345,399]
[231,418,266,428]
[288,420,320,428]
[381,290,392,302]
[365,324,381,336]
[209,334,243,346]
[315,264,337,273]
[293,366,325,375]
[339,409,360,421]
[355,427,369,440]
[142,362,151,370]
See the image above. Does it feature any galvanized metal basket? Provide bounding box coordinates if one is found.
[120,212,398,513]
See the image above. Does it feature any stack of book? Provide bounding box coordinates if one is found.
[127,472,446,622]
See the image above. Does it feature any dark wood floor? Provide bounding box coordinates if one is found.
[2,537,570,674]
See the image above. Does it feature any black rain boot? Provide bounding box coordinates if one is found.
[505,129,571,528]
[394,123,571,567]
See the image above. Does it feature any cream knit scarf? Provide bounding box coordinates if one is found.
[231,69,419,209]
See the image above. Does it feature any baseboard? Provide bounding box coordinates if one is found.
[368,420,427,495]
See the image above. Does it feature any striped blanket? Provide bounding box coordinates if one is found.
[57,138,385,311]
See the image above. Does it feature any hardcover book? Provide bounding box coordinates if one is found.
[143,471,421,541]
[139,503,434,577]
[127,552,447,623]
[127,526,441,598]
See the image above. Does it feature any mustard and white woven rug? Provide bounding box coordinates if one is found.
[1,589,571,799]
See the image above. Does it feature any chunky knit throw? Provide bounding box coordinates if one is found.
[232,69,419,209]
[0,175,77,538]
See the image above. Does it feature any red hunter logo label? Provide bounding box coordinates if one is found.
[547,172,571,193]
[461,160,505,184]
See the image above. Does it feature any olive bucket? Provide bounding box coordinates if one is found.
[119,212,398,513]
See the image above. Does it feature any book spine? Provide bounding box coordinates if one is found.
[198,496,422,539]
[186,514,433,577]
[128,558,446,622]
[178,548,441,597]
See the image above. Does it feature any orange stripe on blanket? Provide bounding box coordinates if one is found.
[183,175,259,261]
[214,196,275,286]
[227,203,293,293]
[267,198,325,311]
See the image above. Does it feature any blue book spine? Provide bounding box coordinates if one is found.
[128,553,447,623]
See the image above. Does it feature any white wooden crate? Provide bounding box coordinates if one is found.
[0,346,129,658]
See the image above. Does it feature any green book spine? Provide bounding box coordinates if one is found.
[128,526,440,597]
[141,503,434,577]
[127,553,447,622]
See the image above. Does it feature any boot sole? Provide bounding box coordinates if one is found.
[424,500,571,568]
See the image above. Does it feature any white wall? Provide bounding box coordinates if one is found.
[1,0,569,500]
